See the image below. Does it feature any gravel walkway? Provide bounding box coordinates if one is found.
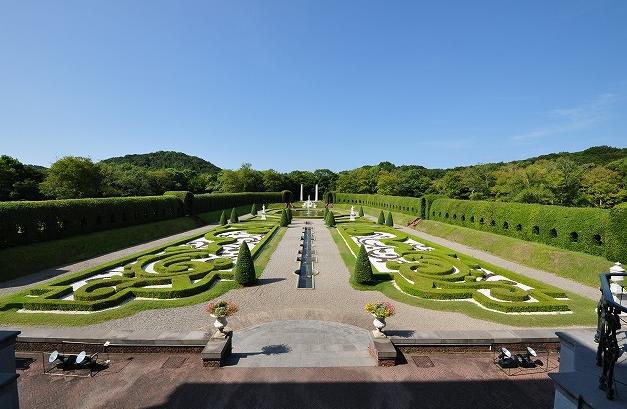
[58,219,515,334]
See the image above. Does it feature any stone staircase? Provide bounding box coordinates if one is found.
[407,217,422,228]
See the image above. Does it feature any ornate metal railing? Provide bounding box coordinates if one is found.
[595,270,626,400]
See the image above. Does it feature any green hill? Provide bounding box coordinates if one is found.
[101,151,221,173]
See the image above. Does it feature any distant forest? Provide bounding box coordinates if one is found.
[1,146,626,208]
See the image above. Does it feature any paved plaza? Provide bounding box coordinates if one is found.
[16,350,557,409]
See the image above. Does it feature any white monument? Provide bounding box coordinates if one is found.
[315,184,318,202]
[300,184,304,202]
[260,204,267,221]
[349,205,356,221]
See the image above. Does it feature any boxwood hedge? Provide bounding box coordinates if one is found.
[606,203,627,263]
[0,191,290,248]
[428,198,609,257]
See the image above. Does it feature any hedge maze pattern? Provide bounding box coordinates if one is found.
[14,222,277,313]
[338,223,571,314]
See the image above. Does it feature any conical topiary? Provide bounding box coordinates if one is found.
[280,209,289,227]
[326,211,336,227]
[286,207,293,223]
[251,203,257,216]
[234,242,256,285]
[358,206,364,217]
[385,211,394,227]
[230,208,239,224]
[219,210,228,226]
[354,244,373,283]
[377,211,385,225]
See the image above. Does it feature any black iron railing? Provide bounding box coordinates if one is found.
[595,271,626,400]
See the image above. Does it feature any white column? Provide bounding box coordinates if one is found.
[300,184,303,202]
[315,184,318,202]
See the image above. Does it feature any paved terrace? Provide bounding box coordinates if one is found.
[15,350,557,409]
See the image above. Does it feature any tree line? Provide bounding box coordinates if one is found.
[2,146,626,208]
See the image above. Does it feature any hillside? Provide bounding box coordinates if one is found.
[101,151,221,173]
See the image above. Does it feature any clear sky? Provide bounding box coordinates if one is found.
[1,0,626,171]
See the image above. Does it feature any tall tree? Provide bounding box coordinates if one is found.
[39,156,102,199]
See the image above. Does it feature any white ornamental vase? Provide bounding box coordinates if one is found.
[372,315,386,337]
[211,315,228,334]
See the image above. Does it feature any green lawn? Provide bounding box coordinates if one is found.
[334,204,612,288]
[0,222,285,326]
[328,217,596,327]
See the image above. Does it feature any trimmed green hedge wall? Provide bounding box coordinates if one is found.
[0,196,184,248]
[193,191,288,214]
[0,191,290,249]
[606,203,627,263]
[331,192,626,261]
[333,193,424,217]
[428,198,609,257]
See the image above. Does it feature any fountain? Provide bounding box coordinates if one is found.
[296,224,316,288]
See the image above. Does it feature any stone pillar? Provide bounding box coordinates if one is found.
[300,184,303,202]
[315,184,318,202]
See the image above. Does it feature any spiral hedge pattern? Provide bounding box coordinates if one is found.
[338,223,570,314]
[17,222,277,312]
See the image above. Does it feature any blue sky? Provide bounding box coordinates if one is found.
[1,0,626,171]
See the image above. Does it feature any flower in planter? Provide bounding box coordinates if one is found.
[365,301,395,318]
[207,300,238,317]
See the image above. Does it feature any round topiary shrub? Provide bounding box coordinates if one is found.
[385,211,394,227]
[219,210,228,226]
[359,206,364,217]
[280,209,289,227]
[234,242,256,285]
[230,208,239,224]
[354,244,373,283]
[251,203,257,216]
[377,211,385,225]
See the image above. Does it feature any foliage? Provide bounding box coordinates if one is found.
[0,155,45,200]
[377,210,385,225]
[230,208,239,224]
[359,206,364,217]
[207,300,238,317]
[0,196,184,248]
[163,191,194,215]
[280,209,289,227]
[39,156,102,199]
[385,211,394,226]
[193,192,286,213]
[326,211,336,227]
[428,198,609,257]
[251,203,257,216]
[234,241,256,285]
[354,244,374,283]
[102,151,220,173]
[606,203,627,263]
[365,301,395,318]
[219,210,228,226]
[286,207,293,223]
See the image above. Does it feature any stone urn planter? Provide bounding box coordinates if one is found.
[365,301,395,339]
[211,315,228,336]
[372,315,387,338]
[207,301,238,339]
